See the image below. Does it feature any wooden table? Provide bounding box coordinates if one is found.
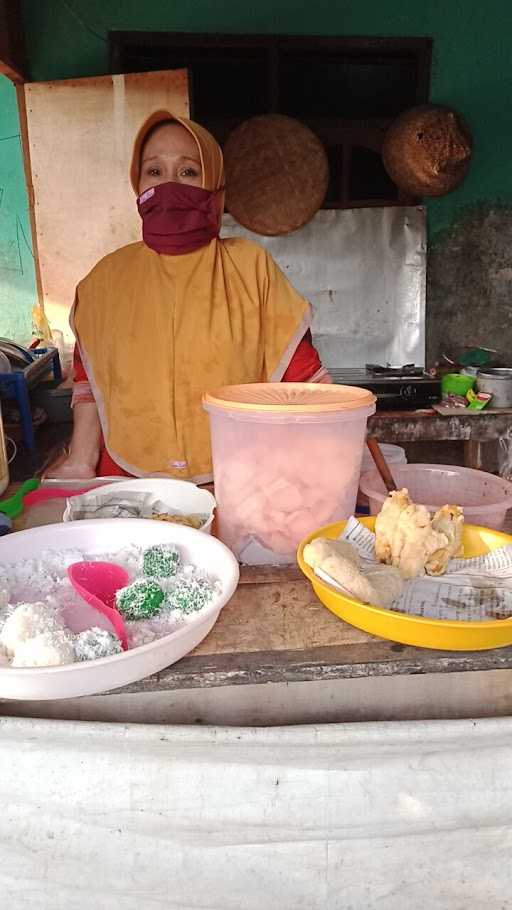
[4,555,512,726]
[368,410,512,469]
[3,448,512,726]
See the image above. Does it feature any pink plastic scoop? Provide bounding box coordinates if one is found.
[24,485,101,507]
[67,561,130,651]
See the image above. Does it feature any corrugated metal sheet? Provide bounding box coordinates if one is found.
[221,206,426,368]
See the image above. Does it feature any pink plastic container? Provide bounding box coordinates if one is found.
[204,383,376,564]
[359,463,512,530]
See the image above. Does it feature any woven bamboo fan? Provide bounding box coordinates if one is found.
[382,104,473,198]
[224,114,329,236]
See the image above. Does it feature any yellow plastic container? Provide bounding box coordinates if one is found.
[297,518,512,651]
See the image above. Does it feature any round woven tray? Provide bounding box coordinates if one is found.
[224,114,329,236]
[382,104,473,198]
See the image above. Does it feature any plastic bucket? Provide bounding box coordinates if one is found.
[359,463,512,530]
[204,383,376,564]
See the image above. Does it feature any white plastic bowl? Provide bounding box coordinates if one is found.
[360,443,407,475]
[358,444,407,510]
[359,463,512,530]
[0,519,239,700]
[63,478,216,534]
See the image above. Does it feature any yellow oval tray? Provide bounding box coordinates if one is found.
[297,518,512,651]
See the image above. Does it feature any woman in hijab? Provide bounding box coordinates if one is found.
[48,111,330,482]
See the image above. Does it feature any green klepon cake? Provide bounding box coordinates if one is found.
[165,576,214,615]
[116,579,165,620]
[142,544,180,578]
[74,627,122,661]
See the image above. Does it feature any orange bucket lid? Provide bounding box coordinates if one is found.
[203,383,376,414]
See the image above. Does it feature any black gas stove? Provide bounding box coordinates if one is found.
[330,364,441,411]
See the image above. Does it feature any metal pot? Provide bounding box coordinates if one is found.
[476,369,512,408]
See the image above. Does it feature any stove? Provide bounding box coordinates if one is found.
[330,365,441,411]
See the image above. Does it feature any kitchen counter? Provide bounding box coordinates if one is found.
[15,408,512,481]
[368,409,512,469]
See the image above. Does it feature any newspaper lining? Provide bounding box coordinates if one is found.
[63,491,204,523]
[322,516,512,622]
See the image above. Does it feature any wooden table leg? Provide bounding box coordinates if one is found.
[464,440,484,469]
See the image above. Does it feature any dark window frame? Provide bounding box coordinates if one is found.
[109,32,432,209]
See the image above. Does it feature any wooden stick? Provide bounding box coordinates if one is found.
[366,437,397,493]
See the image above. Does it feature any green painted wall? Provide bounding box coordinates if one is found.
[4,1,511,346]
[0,75,37,341]
[20,0,512,242]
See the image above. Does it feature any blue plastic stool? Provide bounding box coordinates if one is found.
[0,348,62,450]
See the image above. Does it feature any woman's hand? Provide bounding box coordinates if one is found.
[43,450,98,480]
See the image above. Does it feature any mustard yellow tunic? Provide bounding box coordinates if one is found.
[71,236,310,481]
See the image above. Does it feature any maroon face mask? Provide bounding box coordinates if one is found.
[137,181,222,255]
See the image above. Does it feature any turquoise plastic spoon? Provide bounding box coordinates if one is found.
[0,477,40,518]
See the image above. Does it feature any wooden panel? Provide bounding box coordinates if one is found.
[23,69,189,339]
